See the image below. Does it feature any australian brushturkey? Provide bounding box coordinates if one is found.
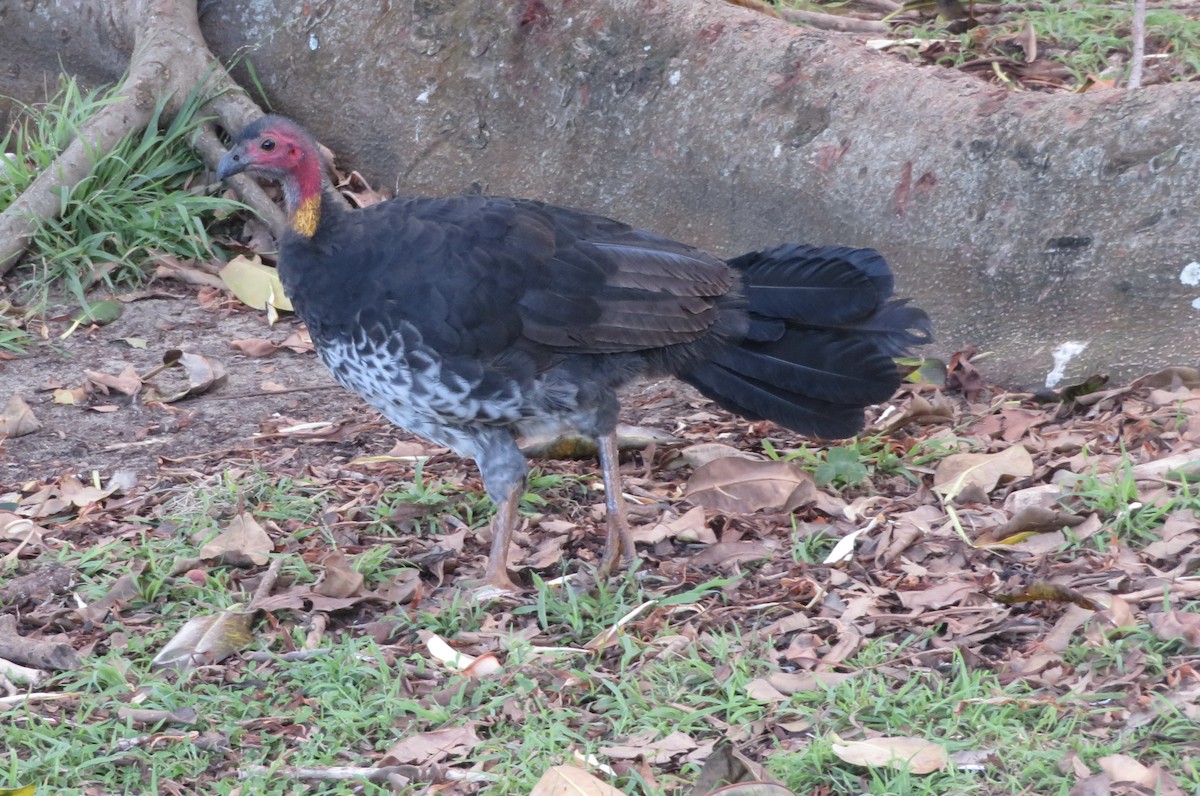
[217,116,932,591]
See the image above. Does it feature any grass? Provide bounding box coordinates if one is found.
[0,75,243,311]
[784,0,1200,89]
[5,456,1198,795]
[763,433,938,491]
[1066,452,1200,548]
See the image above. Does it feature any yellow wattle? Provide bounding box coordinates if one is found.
[291,194,321,237]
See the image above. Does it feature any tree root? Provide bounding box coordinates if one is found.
[0,0,282,279]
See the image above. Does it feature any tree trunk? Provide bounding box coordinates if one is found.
[2,0,1198,388]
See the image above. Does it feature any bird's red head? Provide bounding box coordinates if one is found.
[218,116,324,236]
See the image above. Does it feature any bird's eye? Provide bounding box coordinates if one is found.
[260,138,276,152]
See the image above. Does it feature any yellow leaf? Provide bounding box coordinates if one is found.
[151,610,254,672]
[0,785,39,796]
[219,255,293,312]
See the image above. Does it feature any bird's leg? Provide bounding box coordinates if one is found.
[482,482,523,592]
[597,431,636,578]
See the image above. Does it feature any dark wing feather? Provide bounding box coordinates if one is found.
[294,195,734,365]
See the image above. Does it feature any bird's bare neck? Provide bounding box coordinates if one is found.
[284,154,325,237]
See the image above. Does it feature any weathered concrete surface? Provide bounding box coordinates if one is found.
[4,0,1199,388]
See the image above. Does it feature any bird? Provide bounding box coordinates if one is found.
[216,115,932,592]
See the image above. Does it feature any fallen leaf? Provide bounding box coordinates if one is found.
[143,349,228,403]
[686,458,815,513]
[199,513,273,566]
[1150,610,1200,647]
[897,579,977,610]
[634,506,714,545]
[0,395,40,437]
[52,387,86,405]
[830,734,948,774]
[668,442,767,470]
[993,581,1100,611]
[1096,754,1155,787]
[691,740,777,794]
[230,338,281,357]
[530,765,623,796]
[602,729,697,764]
[60,298,123,339]
[702,783,795,796]
[381,725,481,765]
[313,551,365,598]
[219,255,293,313]
[84,365,142,396]
[151,610,254,672]
[933,446,1034,501]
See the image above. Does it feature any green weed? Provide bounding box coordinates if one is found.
[1,76,243,309]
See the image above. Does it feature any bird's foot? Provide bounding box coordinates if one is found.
[597,518,638,581]
[475,561,523,598]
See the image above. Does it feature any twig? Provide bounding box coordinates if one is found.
[0,691,84,708]
[1119,579,1200,604]
[250,557,284,608]
[241,649,332,662]
[238,764,496,784]
[1128,0,1147,90]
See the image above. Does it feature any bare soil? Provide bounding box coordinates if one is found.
[2,290,358,486]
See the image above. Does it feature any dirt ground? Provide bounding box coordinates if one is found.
[2,290,370,486]
[1,284,715,490]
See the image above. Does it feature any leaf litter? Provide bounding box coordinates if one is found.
[6,347,1200,791]
[4,199,1200,790]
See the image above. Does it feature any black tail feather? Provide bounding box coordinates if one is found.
[682,245,931,439]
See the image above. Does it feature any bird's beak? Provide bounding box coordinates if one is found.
[216,144,249,181]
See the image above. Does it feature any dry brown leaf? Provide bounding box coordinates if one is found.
[1150,610,1200,647]
[686,458,815,514]
[199,512,273,567]
[766,670,856,694]
[602,729,697,764]
[230,338,281,357]
[897,579,976,610]
[691,740,778,794]
[143,350,228,403]
[633,506,713,545]
[933,446,1034,501]
[280,328,315,353]
[84,365,142,396]
[993,581,1100,611]
[702,783,795,796]
[1096,754,1155,787]
[668,442,766,470]
[0,395,40,438]
[57,476,115,507]
[52,386,87,405]
[313,551,365,598]
[688,541,774,568]
[744,678,788,703]
[830,734,948,774]
[529,765,623,796]
[381,725,481,766]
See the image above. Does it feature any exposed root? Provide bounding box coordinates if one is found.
[0,0,281,278]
